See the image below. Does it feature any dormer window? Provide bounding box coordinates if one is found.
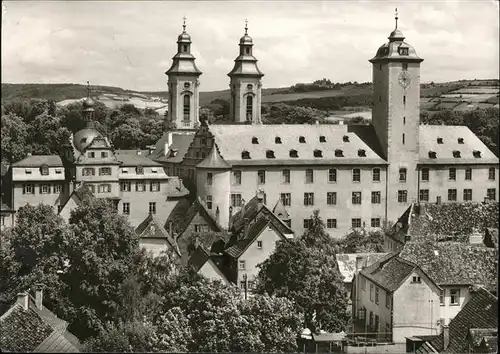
[473,150,482,158]
[319,136,326,143]
[299,136,306,143]
[343,135,349,142]
[55,169,62,174]
[437,137,443,144]
[313,150,323,158]
[247,84,253,90]
[399,47,409,56]
[242,150,251,159]
[40,165,49,176]
[429,151,437,159]
[266,150,275,159]
[335,149,344,157]
[252,137,259,144]
[358,149,366,157]
[25,169,32,174]
[289,150,298,158]
[458,138,464,144]
[453,150,461,158]
[275,137,282,144]
[136,166,144,175]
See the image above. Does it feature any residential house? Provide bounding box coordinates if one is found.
[410,287,498,354]
[188,244,232,286]
[355,253,442,343]
[386,201,499,251]
[0,287,81,352]
[135,212,181,259]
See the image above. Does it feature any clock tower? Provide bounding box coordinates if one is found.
[369,10,424,222]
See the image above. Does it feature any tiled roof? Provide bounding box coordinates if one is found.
[115,153,163,167]
[135,213,180,257]
[164,178,190,198]
[469,328,498,350]
[187,245,211,272]
[196,144,231,169]
[34,330,80,352]
[419,125,499,164]
[360,254,419,292]
[225,218,271,258]
[150,132,195,163]
[114,149,151,157]
[399,242,498,289]
[336,253,388,283]
[394,202,499,243]
[207,124,387,165]
[12,155,63,167]
[430,287,497,353]
[0,305,53,352]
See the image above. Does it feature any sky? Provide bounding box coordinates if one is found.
[2,1,499,92]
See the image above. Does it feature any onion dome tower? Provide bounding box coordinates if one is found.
[165,17,203,130]
[228,20,264,124]
[369,9,424,222]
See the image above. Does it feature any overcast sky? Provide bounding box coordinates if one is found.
[2,1,499,92]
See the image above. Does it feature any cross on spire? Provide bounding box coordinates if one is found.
[395,8,398,29]
[182,16,187,32]
[86,81,90,98]
[244,18,248,35]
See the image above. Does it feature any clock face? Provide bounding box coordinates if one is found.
[398,71,412,89]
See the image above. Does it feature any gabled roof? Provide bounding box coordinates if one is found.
[12,155,63,168]
[430,287,497,354]
[59,184,95,212]
[336,253,389,283]
[188,244,211,272]
[359,253,431,293]
[0,294,80,352]
[392,202,499,244]
[150,131,196,164]
[225,218,275,258]
[272,198,290,221]
[399,241,498,290]
[135,213,180,257]
[207,124,387,165]
[419,125,499,164]
[196,144,231,169]
[165,197,222,238]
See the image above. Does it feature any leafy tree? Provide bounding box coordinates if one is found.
[0,114,30,162]
[152,307,192,352]
[335,228,386,253]
[61,198,141,339]
[256,211,348,334]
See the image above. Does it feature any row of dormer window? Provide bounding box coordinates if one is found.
[428,150,482,158]
[25,167,63,175]
[87,151,109,159]
[252,135,350,145]
[241,148,363,159]
[81,166,157,176]
[437,137,465,144]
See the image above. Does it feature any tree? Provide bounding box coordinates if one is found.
[335,228,386,253]
[0,113,30,162]
[60,198,141,339]
[256,211,348,334]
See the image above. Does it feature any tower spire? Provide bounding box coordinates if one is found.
[86,81,91,98]
[395,8,398,29]
[182,16,187,33]
[244,18,248,35]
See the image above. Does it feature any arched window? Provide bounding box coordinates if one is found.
[183,95,190,121]
[246,95,253,122]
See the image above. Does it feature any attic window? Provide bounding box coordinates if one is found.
[452,150,461,158]
[242,150,251,159]
[343,135,350,142]
[437,137,443,144]
[25,169,32,174]
[313,149,323,158]
[458,138,464,144]
[399,47,409,56]
[358,149,366,157]
[473,150,482,158]
[266,150,275,159]
[275,137,282,144]
[319,136,326,143]
[252,137,259,144]
[40,165,49,175]
[55,169,62,174]
[289,149,298,158]
[136,166,144,175]
[299,136,306,143]
[335,149,344,157]
[428,151,437,159]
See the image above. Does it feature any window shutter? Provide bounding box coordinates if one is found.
[22,185,26,195]
[150,182,153,192]
[39,185,43,194]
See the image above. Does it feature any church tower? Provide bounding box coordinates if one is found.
[228,20,264,124]
[165,18,203,130]
[369,10,424,222]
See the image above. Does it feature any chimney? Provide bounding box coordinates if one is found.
[177,177,182,191]
[194,236,200,249]
[243,217,249,239]
[27,152,32,157]
[136,150,142,156]
[436,196,441,205]
[16,292,28,310]
[338,120,344,125]
[164,132,173,156]
[35,284,43,310]
[443,325,449,350]
[256,190,265,209]
[355,256,364,271]
[215,206,220,224]
[315,120,319,125]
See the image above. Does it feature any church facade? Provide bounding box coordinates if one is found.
[162,17,499,238]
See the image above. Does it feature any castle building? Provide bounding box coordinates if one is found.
[175,15,498,238]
